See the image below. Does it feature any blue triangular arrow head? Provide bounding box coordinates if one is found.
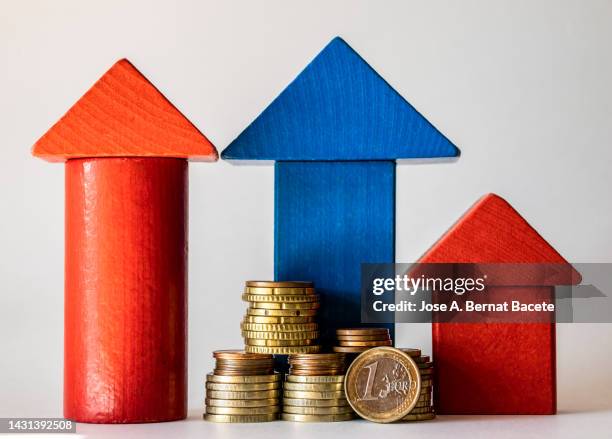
[222,37,459,160]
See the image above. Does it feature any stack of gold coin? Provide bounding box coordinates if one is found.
[399,348,435,422]
[204,350,281,423]
[333,328,392,354]
[241,281,321,354]
[282,353,356,422]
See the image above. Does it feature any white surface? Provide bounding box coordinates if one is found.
[1,0,612,438]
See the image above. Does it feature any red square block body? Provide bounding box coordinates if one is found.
[420,194,579,414]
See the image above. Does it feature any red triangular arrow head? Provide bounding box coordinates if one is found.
[32,59,217,162]
[421,193,578,267]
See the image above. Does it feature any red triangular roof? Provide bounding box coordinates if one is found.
[420,193,576,264]
[32,59,217,162]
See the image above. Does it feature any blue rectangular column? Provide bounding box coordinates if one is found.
[275,161,395,344]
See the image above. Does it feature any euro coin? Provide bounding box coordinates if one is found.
[242,293,319,303]
[213,350,273,360]
[397,348,422,358]
[245,281,313,288]
[242,331,319,340]
[283,405,354,415]
[250,301,320,310]
[205,381,280,391]
[243,315,316,324]
[337,334,392,341]
[336,328,389,336]
[240,322,319,332]
[205,398,279,408]
[245,345,321,354]
[283,390,345,399]
[281,413,355,422]
[206,405,280,415]
[245,338,316,347]
[402,412,436,421]
[338,340,392,347]
[247,307,318,317]
[407,406,434,414]
[206,373,281,384]
[206,389,281,400]
[333,346,370,353]
[283,381,344,391]
[204,413,278,423]
[245,286,316,295]
[282,398,350,407]
[286,375,345,383]
[345,347,421,423]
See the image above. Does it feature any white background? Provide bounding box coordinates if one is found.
[1,0,611,437]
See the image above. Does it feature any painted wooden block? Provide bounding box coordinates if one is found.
[419,193,581,414]
[223,37,459,343]
[33,59,217,423]
[275,161,395,343]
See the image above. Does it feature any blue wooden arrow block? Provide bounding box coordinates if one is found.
[222,36,459,345]
[275,161,395,342]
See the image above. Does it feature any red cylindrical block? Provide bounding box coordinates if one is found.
[64,157,187,423]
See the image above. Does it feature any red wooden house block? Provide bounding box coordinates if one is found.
[419,193,580,414]
[33,59,217,423]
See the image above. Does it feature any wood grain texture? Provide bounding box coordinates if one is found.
[222,37,459,160]
[419,193,580,415]
[275,161,395,343]
[32,59,217,162]
[65,158,187,423]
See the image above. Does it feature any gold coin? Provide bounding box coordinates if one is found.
[281,413,355,422]
[333,346,369,353]
[345,346,421,423]
[282,398,350,407]
[206,373,281,384]
[289,369,345,376]
[245,345,321,354]
[289,353,345,361]
[245,286,316,296]
[413,400,433,409]
[402,412,436,421]
[204,413,278,423]
[213,369,274,376]
[418,362,433,369]
[397,348,422,358]
[336,328,389,336]
[247,307,318,317]
[242,293,319,303]
[337,334,393,341]
[286,375,345,383]
[213,350,273,360]
[243,315,316,324]
[241,322,319,332]
[283,381,344,391]
[250,301,321,310]
[206,389,281,400]
[205,398,279,408]
[283,405,354,415]
[283,390,345,399]
[206,405,280,415]
[407,406,434,414]
[206,381,280,391]
[245,281,313,288]
[245,338,316,347]
[414,355,431,363]
[242,331,319,340]
[338,340,392,347]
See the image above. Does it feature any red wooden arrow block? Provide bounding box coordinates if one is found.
[419,193,580,414]
[33,59,217,423]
